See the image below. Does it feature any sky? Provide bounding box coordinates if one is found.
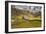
[12,5,42,12]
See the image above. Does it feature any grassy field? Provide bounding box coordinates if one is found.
[11,8,41,29]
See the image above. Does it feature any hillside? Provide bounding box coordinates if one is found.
[11,8,41,28]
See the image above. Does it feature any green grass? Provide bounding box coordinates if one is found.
[11,17,41,28]
[11,8,41,29]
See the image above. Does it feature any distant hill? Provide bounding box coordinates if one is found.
[11,7,41,17]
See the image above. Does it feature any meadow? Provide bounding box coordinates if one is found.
[11,7,41,29]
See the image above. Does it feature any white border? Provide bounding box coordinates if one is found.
[8,2,44,32]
